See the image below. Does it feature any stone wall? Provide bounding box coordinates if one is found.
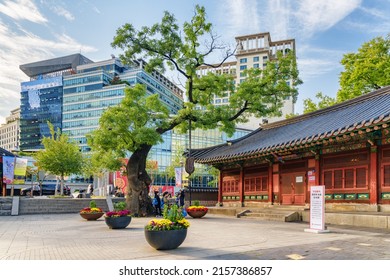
[17,197,125,215]
[0,198,13,216]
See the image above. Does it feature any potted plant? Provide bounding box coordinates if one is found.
[186,200,208,218]
[79,200,104,220]
[104,201,132,229]
[144,204,190,250]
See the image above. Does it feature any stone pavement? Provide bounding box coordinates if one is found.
[1,213,390,260]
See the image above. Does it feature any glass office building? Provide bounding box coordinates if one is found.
[62,57,184,152]
[19,54,93,150]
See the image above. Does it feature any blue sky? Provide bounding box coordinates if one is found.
[0,0,389,124]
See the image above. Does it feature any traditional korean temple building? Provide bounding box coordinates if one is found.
[190,86,390,211]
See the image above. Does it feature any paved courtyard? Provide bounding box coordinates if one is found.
[1,213,390,260]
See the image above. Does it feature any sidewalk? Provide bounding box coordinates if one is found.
[1,213,390,260]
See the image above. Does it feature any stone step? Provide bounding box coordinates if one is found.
[239,210,301,222]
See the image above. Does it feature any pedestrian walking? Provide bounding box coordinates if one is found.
[152,191,162,217]
[179,189,185,207]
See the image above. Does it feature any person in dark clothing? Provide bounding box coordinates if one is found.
[153,191,162,217]
[179,189,185,207]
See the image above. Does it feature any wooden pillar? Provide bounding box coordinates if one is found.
[268,162,273,204]
[307,155,320,205]
[239,165,244,206]
[369,146,378,204]
[272,163,280,204]
[218,171,223,206]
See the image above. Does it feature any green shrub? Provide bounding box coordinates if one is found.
[89,200,97,208]
[114,201,127,211]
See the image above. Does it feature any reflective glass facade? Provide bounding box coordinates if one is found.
[20,77,63,150]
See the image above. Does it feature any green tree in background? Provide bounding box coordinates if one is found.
[303,92,337,113]
[88,5,301,215]
[303,34,390,113]
[35,122,84,195]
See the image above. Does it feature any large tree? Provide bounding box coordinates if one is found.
[89,5,301,216]
[35,122,84,195]
[304,34,390,113]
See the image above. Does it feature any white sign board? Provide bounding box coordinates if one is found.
[305,185,329,233]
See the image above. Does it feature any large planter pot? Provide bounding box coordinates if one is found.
[80,212,104,221]
[144,229,187,250]
[187,209,208,218]
[105,216,132,229]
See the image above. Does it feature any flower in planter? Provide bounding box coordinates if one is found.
[80,207,103,214]
[186,205,208,212]
[186,200,208,211]
[145,204,190,231]
[80,200,103,214]
[104,202,131,218]
[186,200,208,218]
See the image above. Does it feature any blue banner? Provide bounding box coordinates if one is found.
[2,156,15,184]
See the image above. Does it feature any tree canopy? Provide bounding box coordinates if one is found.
[35,122,84,195]
[303,34,390,113]
[89,5,301,215]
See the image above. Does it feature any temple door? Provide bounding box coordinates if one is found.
[280,172,306,205]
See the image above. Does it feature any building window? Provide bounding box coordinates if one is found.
[240,72,246,77]
[263,56,268,60]
[323,167,368,190]
[240,65,247,70]
[253,56,259,62]
[239,58,247,63]
[253,64,259,68]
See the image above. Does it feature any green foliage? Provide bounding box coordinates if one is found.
[89,200,97,208]
[338,34,390,102]
[110,5,301,138]
[114,201,127,211]
[88,84,169,155]
[82,149,122,178]
[193,200,200,206]
[302,34,390,113]
[303,92,337,113]
[163,204,184,223]
[34,122,84,178]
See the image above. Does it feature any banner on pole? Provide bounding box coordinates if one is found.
[13,158,28,184]
[2,156,15,184]
[175,167,182,188]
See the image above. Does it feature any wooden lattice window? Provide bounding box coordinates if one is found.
[323,166,368,190]
[334,170,343,189]
[324,171,332,189]
[356,168,367,188]
[384,165,390,187]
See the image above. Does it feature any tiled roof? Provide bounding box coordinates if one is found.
[190,86,390,164]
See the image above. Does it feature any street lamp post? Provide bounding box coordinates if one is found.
[185,119,194,206]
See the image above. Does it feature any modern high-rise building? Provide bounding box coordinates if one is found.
[62,57,184,152]
[19,54,93,150]
[197,32,296,129]
[0,108,20,151]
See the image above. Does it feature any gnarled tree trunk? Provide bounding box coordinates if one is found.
[126,144,154,216]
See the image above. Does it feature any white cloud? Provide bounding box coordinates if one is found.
[50,5,75,21]
[219,0,260,38]
[0,18,97,124]
[0,0,47,23]
[294,0,362,37]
